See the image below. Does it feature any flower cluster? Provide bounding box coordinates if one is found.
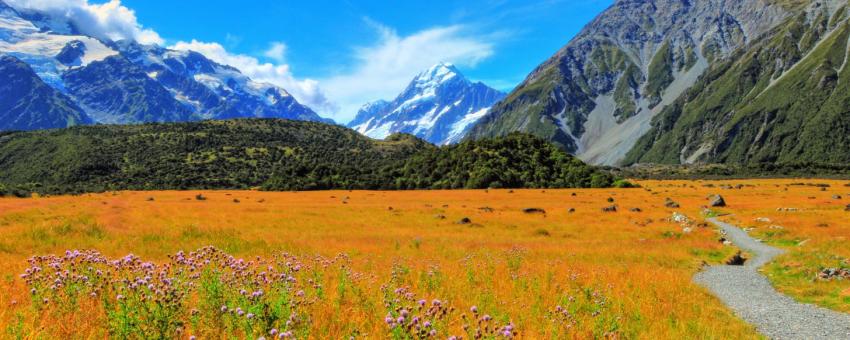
[381,285,517,339]
[20,246,355,339]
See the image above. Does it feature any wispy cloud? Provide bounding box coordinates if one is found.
[170,40,336,115]
[263,42,287,63]
[321,20,496,123]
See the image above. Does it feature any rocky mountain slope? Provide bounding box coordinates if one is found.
[348,63,505,145]
[0,0,330,130]
[468,0,849,166]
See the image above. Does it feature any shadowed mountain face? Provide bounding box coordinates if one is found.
[0,0,332,131]
[0,55,91,131]
[348,63,505,145]
[468,0,850,166]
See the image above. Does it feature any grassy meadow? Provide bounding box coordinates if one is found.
[0,179,848,338]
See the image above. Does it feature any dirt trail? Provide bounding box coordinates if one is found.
[694,218,850,339]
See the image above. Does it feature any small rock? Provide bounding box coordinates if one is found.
[478,207,494,212]
[602,205,617,213]
[818,268,850,280]
[523,208,546,214]
[607,197,615,203]
[457,217,472,224]
[845,204,850,212]
[832,195,842,200]
[435,214,446,220]
[665,198,680,208]
[629,207,642,212]
[567,208,576,213]
[755,217,771,223]
[709,195,726,207]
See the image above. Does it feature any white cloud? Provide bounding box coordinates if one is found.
[169,40,336,115]
[321,21,495,123]
[263,42,287,63]
[6,0,163,44]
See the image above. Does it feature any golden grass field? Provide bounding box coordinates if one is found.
[0,179,847,339]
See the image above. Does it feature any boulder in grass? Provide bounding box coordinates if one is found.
[523,208,546,214]
[845,204,850,212]
[709,195,726,207]
[726,252,746,266]
[665,198,680,208]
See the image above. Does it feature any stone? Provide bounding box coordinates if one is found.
[709,195,726,207]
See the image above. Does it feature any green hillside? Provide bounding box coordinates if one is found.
[0,119,615,195]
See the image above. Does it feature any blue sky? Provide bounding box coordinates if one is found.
[11,0,613,122]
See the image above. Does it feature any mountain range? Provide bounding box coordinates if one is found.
[2,0,850,169]
[347,62,505,145]
[0,0,331,131]
[468,0,850,166]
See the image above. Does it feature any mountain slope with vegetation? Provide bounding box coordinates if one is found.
[624,2,850,164]
[0,119,616,195]
[468,0,850,167]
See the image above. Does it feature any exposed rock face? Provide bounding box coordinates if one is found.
[469,0,850,166]
[55,40,86,66]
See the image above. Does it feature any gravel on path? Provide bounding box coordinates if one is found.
[694,218,850,340]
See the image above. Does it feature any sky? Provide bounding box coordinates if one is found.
[8,0,613,123]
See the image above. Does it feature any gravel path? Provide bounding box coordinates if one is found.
[694,217,850,339]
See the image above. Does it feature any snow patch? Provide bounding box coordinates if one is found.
[444,107,490,144]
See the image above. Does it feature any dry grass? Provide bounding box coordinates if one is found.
[1,179,844,338]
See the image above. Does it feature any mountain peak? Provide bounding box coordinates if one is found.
[413,62,463,86]
[348,62,504,145]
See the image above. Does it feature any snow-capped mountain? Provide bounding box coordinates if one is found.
[348,63,505,145]
[0,0,331,130]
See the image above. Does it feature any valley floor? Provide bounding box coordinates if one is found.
[0,180,847,338]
